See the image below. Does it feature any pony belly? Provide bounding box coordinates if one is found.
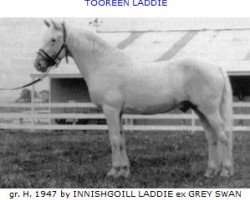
[122,88,182,114]
[122,102,177,114]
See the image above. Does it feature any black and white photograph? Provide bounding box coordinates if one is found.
[0,18,249,188]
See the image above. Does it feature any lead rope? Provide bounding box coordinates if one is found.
[0,67,52,91]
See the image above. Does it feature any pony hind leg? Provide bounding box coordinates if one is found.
[194,109,220,177]
[199,109,233,177]
[216,121,234,177]
[103,104,130,178]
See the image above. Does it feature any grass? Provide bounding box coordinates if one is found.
[0,129,249,188]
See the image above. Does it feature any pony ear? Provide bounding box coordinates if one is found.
[50,20,62,31]
[44,20,50,28]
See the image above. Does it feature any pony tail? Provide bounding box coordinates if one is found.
[220,68,233,131]
[219,67,234,154]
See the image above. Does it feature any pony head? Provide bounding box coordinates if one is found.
[34,20,68,72]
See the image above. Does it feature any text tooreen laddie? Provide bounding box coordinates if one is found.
[84,0,168,7]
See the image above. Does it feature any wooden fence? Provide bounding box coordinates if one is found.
[0,102,250,132]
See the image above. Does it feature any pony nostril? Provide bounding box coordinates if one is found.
[36,63,41,69]
[34,61,44,71]
[41,60,46,66]
[34,60,40,68]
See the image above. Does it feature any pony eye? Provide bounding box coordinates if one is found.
[51,38,56,43]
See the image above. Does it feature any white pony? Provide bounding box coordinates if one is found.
[34,20,234,178]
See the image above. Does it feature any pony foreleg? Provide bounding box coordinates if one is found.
[103,104,130,178]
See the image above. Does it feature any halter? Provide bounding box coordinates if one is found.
[37,22,69,67]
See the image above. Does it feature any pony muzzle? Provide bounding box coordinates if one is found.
[37,49,57,66]
[34,57,50,72]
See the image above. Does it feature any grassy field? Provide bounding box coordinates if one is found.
[0,129,249,188]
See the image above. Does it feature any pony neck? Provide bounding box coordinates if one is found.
[66,26,117,80]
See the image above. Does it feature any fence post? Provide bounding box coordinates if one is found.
[191,110,196,133]
[49,77,52,127]
[31,76,35,131]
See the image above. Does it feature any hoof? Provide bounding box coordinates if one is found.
[107,166,130,178]
[204,167,220,178]
[220,166,234,177]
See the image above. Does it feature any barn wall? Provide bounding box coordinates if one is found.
[51,78,90,103]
